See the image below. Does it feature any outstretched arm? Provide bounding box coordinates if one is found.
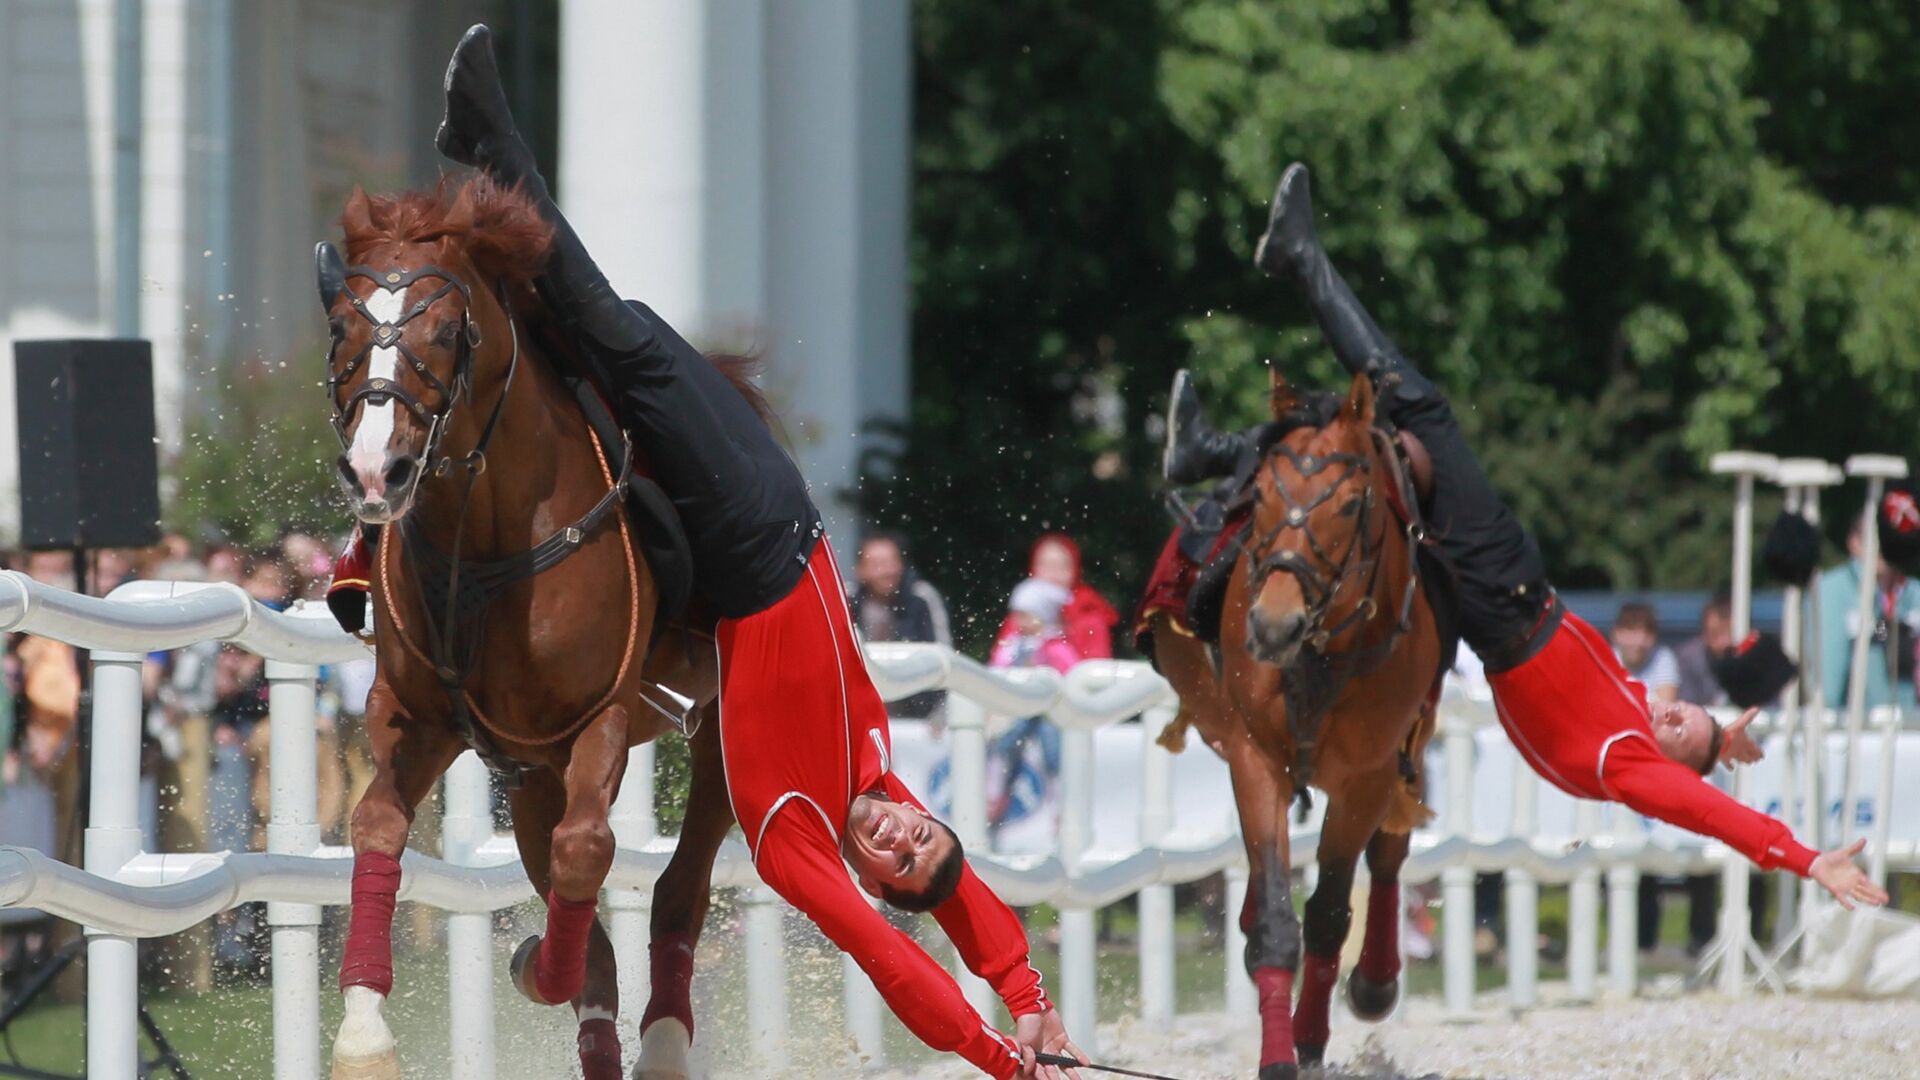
[754,816,1024,1079]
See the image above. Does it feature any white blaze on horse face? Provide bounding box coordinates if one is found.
[347,286,408,497]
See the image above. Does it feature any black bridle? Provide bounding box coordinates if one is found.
[1244,442,1388,653]
[326,263,494,478]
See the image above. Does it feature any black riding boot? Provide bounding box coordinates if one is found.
[1164,369,1254,485]
[1255,163,1435,405]
[434,25,818,617]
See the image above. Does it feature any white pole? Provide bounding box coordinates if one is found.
[608,742,656,1023]
[945,696,995,1018]
[1772,483,1807,942]
[265,661,322,1080]
[442,751,497,1080]
[1606,867,1639,996]
[1503,768,1538,1008]
[86,651,147,1080]
[1783,461,1844,939]
[744,884,788,1067]
[1137,706,1177,1026]
[1706,452,1776,997]
[1567,801,1600,1001]
[843,948,886,1069]
[1058,727,1098,1057]
[1441,711,1475,1016]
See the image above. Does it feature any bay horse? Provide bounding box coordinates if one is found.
[318,177,731,1080]
[1147,370,1446,1079]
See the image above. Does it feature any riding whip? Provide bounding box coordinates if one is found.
[1035,1052,1193,1080]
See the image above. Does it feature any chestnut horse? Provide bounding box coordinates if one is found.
[318,177,727,1080]
[1148,370,1444,1079]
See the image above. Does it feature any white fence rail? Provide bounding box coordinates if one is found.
[1,572,1915,1077]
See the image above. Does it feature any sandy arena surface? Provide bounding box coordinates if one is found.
[861,993,1920,1080]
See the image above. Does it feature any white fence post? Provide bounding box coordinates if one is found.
[1606,803,1640,998]
[1058,726,1098,1057]
[1137,705,1176,1027]
[609,742,656,1026]
[1440,707,1476,1016]
[745,883,788,1067]
[87,651,147,1080]
[266,661,323,1080]
[1503,766,1538,1009]
[1567,801,1600,1002]
[443,751,497,1080]
[945,695,996,1019]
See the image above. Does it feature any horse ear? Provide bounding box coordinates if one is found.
[315,242,347,311]
[1346,370,1375,424]
[1268,364,1302,419]
[342,185,375,237]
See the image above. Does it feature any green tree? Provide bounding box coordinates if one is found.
[167,356,342,549]
[882,0,1920,640]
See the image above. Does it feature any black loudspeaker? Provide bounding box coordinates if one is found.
[13,339,161,550]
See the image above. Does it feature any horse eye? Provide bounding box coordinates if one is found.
[434,322,461,346]
[1339,498,1364,518]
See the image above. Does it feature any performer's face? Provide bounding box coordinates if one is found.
[1650,699,1715,772]
[844,795,955,899]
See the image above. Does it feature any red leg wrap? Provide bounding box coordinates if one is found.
[534,893,599,1005]
[1292,952,1340,1051]
[638,932,697,1040]
[577,1017,622,1080]
[1253,966,1297,1068]
[1358,878,1402,984]
[339,851,402,995]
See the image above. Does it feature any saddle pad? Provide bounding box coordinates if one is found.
[1132,512,1249,663]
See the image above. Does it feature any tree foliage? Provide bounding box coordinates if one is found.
[877,0,1920,645]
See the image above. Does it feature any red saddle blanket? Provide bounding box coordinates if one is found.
[1131,511,1249,648]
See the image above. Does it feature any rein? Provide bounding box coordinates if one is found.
[331,261,640,780]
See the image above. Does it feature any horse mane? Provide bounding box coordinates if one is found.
[340,176,779,430]
[1251,389,1344,454]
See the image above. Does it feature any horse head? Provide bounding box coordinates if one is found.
[1241,370,1388,668]
[318,178,541,523]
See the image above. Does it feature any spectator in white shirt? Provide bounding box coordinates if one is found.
[1610,601,1680,703]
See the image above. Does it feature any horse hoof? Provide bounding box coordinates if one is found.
[1257,1063,1299,1080]
[1346,970,1400,1021]
[509,934,550,1005]
[633,1017,692,1080]
[330,1049,402,1080]
[1295,1041,1326,1067]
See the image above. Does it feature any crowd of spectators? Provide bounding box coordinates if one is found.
[0,529,376,982]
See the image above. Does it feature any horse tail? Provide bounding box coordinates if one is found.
[703,352,780,429]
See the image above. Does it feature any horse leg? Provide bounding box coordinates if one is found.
[506,764,625,1079]
[514,705,630,1013]
[637,708,731,1080]
[1348,827,1412,1020]
[332,694,463,1080]
[1293,777,1393,1066]
[1224,740,1301,1080]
